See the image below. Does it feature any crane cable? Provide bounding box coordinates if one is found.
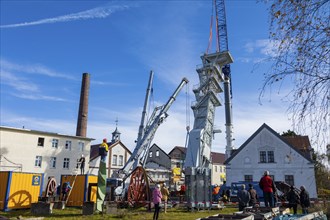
[206,0,215,54]
[184,82,190,148]
[215,0,220,52]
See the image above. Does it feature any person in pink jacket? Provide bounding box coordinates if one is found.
[153,184,162,220]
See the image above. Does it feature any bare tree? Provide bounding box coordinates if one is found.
[259,0,330,149]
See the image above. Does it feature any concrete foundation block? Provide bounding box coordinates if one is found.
[82,201,95,215]
[53,201,65,209]
[31,202,53,215]
[104,201,118,214]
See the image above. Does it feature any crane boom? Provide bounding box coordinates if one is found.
[136,71,154,144]
[117,77,189,179]
[215,0,235,159]
[215,0,229,53]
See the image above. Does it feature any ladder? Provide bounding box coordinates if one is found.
[63,164,80,205]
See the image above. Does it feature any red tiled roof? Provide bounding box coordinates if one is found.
[211,152,225,164]
[282,135,313,159]
[282,135,311,151]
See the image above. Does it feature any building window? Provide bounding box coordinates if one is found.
[244,175,253,182]
[285,175,294,186]
[37,137,44,147]
[215,166,218,172]
[65,141,72,150]
[260,151,267,163]
[119,155,123,166]
[35,156,42,167]
[268,151,275,163]
[52,139,59,148]
[149,151,152,157]
[219,166,222,173]
[260,150,275,163]
[78,142,85,152]
[50,157,56,168]
[63,158,70,169]
[156,150,159,157]
[112,155,117,166]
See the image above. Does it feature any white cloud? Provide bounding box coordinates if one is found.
[1,70,39,92]
[0,59,76,101]
[244,39,279,58]
[0,111,76,135]
[0,4,131,29]
[11,93,69,102]
[1,59,75,80]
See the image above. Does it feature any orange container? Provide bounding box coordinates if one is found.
[60,174,97,206]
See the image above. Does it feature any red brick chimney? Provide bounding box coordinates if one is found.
[76,73,90,137]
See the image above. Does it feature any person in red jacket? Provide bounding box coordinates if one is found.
[259,170,276,207]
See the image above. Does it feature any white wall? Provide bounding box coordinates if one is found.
[0,126,92,190]
[211,164,226,186]
[226,128,317,198]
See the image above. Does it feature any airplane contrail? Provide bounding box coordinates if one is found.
[0,4,130,28]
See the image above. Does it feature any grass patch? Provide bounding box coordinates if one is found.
[0,206,238,220]
[1,203,328,219]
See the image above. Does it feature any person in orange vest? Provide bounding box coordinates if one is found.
[99,138,109,162]
[212,184,220,202]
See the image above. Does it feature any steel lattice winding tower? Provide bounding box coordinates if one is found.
[184,51,233,209]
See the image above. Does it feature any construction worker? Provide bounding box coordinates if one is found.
[61,182,72,201]
[78,154,85,174]
[99,138,109,162]
[212,184,220,202]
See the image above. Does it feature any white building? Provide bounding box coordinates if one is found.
[225,123,317,198]
[211,152,226,186]
[0,126,94,189]
[88,127,131,178]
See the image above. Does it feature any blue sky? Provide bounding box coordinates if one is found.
[1,0,303,154]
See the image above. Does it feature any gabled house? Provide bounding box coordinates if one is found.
[89,127,131,178]
[225,123,317,198]
[168,146,186,190]
[168,146,226,189]
[169,146,186,170]
[145,144,171,187]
